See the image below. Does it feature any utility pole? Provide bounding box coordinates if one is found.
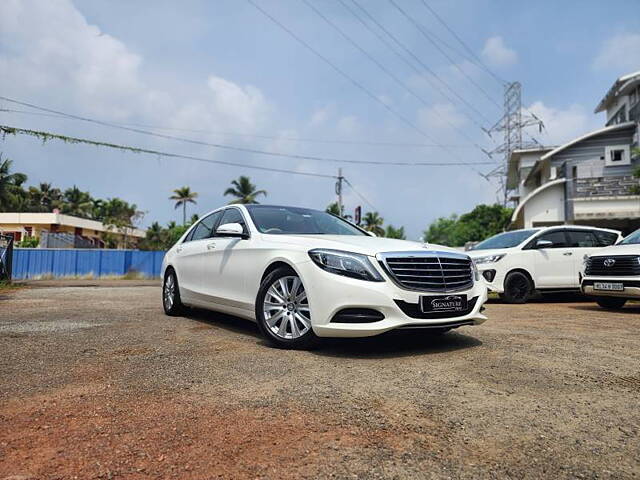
[336,168,344,216]
[485,82,544,205]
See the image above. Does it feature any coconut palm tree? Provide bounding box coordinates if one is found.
[224,176,266,204]
[170,187,198,225]
[362,211,385,237]
[385,225,406,240]
[0,156,27,211]
[28,182,62,212]
[61,186,93,218]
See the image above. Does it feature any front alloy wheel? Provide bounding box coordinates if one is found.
[501,271,532,304]
[256,267,319,349]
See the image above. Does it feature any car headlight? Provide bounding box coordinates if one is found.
[473,254,505,264]
[471,260,480,281]
[308,249,384,282]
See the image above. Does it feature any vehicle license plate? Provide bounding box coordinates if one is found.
[593,282,624,292]
[421,295,467,313]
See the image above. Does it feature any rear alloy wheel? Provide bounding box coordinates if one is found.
[595,297,627,310]
[256,267,319,349]
[163,269,186,316]
[501,271,533,304]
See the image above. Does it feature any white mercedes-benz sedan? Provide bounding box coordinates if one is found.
[162,204,488,349]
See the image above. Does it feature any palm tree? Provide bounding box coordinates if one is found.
[385,225,406,240]
[0,156,27,211]
[363,211,385,237]
[170,187,198,225]
[62,186,93,218]
[326,202,342,216]
[224,176,266,204]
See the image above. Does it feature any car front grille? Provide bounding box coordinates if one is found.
[585,255,640,276]
[379,252,474,292]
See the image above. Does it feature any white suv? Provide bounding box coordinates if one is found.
[581,228,640,310]
[467,226,621,303]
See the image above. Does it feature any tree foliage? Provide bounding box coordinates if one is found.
[170,186,198,225]
[424,204,513,247]
[224,176,266,204]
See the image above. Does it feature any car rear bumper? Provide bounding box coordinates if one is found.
[580,276,640,299]
[295,260,488,338]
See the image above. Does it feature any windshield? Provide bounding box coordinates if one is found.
[472,229,539,250]
[246,205,366,235]
[620,228,640,245]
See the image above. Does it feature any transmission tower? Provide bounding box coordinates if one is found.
[484,82,544,205]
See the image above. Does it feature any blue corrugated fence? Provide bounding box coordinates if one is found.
[12,249,165,279]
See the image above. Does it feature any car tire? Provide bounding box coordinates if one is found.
[501,271,533,304]
[255,266,320,350]
[163,268,186,316]
[595,297,627,310]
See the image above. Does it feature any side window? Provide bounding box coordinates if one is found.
[535,230,568,248]
[216,208,247,235]
[592,230,619,247]
[566,230,598,248]
[183,227,196,243]
[190,212,222,241]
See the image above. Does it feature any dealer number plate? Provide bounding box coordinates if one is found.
[421,295,467,313]
[593,282,624,292]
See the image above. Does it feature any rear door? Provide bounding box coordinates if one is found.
[527,229,575,288]
[565,230,600,286]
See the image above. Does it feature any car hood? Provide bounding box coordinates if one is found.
[467,248,511,259]
[261,234,465,257]
[588,243,640,257]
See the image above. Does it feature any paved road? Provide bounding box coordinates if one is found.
[1,286,639,479]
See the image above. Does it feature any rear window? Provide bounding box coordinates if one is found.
[592,230,619,247]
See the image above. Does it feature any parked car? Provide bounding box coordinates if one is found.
[162,204,488,349]
[581,227,640,310]
[467,226,622,304]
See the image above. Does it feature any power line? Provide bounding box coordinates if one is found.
[0,97,495,167]
[343,178,377,211]
[388,0,501,110]
[246,0,487,168]
[0,108,478,149]
[348,0,493,127]
[418,0,506,86]
[301,0,487,154]
[0,124,339,179]
[0,122,494,167]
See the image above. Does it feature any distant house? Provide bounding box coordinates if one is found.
[508,71,640,233]
[0,212,146,248]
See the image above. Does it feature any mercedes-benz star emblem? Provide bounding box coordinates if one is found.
[604,258,616,267]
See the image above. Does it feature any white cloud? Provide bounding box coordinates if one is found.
[593,32,640,72]
[417,103,466,131]
[0,0,271,133]
[482,36,517,67]
[336,115,360,135]
[526,101,599,145]
[309,105,333,127]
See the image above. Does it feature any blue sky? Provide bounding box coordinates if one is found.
[1,0,639,239]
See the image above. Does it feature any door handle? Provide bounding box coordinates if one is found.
[206,242,216,250]
[563,252,573,256]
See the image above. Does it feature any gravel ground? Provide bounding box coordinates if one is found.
[0,284,639,479]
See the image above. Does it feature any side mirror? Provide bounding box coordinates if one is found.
[216,222,247,238]
[535,239,553,249]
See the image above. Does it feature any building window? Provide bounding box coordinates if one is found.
[604,145,630,167]
[24,226,33,237]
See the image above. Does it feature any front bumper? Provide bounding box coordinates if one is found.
[580,276,640,299]
[295,260,488,338]
[477,265,506,293]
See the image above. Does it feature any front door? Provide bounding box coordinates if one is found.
[529,230,575,288]
[173,212,221,302]
[200,207,253,310]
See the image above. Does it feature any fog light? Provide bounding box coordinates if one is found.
[482,270,496,282]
